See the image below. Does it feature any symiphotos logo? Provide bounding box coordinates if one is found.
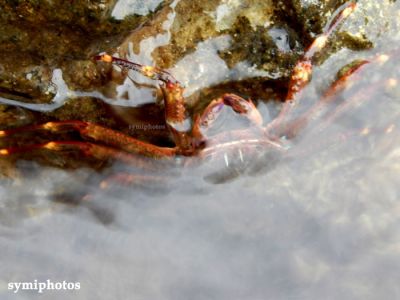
[8,279,80,293]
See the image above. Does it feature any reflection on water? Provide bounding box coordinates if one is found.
[1,1,400,299]
[1,55,399,299]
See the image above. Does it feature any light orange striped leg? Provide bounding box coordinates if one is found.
[0,120,177,158]
[265,2,356,136]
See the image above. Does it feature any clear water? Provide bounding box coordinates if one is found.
[1,0,400,299]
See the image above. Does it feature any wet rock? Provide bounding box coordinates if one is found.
[151,0,278,70]
[152,0,221,68]
[45,97,115,125]
[0,0,399,174]
[0,0,152,103]
[0,104,35,128]
[219,16,302,79]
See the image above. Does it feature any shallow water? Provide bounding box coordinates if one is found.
[1,0,400,299]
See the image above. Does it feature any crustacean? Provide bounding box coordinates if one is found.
[0,2,395,184]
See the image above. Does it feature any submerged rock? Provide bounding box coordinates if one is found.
[0,0,398,172]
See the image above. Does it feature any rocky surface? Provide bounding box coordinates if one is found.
[0,0,398,170]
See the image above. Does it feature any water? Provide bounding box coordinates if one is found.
[1,0,400,299]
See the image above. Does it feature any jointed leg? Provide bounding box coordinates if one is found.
[95,53,179,85]
[266,2,356,136]
[287,49,398,138]
[281,59,369,138]
[0,120,176,159]
[192,93,263,140]
[96,53,193,152]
